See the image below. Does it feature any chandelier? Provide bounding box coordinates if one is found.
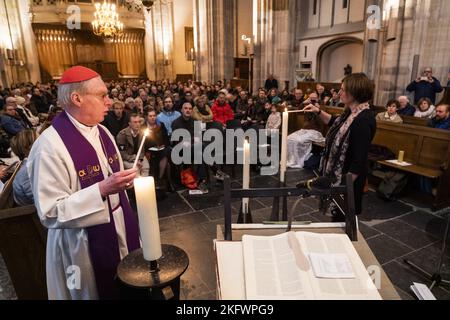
[92,1,124,38]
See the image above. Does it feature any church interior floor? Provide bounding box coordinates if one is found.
[1,168,449,300]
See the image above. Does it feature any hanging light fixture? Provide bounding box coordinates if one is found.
[92,1,124,38]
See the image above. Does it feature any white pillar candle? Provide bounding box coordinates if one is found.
[134,176,162,262]
[280,108,289,183]
[133,129,150,169]
[242,139,250,213]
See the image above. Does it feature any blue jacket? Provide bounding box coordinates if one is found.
[406,77,443,105]
[157,109,181,136]
[0,115,27,136]
[428,117,450,130]
[397,104,416,116]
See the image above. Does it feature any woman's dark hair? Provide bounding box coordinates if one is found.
[10,129,39,160]
[417,97,432,108]
[386,99,400,109]
[342,73,374,103]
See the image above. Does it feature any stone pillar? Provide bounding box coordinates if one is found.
[252,0,298,92]
[18,0,40,83]
[144,10,156,80]
[373,0,450,105]
[193,0,213,82]
[193,0,235,83]
[363,0,382,81]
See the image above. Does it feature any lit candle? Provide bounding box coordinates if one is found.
[133,129,150,169]
[280,108,289,183]
[242,139,250,213]
[134,177,162,262]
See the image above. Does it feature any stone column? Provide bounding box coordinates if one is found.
[252,0,298,92]
[144,9,156,80]
[193,0,213,82]
[18,0,41,83]
[193,0,235,83]
[373,0,450,105]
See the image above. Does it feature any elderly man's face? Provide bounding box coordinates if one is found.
[182,103,193,118]
[435,105,449,121]
[79,77,112,125]
[398,98,408,108]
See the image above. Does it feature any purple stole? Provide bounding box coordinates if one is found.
[53,112,140,299]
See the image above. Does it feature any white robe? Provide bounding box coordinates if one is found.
[27,113,130,300]
[286,129,325,169]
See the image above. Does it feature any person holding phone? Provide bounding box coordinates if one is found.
[406,67,443,105]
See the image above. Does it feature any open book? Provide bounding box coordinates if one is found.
[215,232,381,300]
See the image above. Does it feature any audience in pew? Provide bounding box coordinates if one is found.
[414,97,436,119]
[157,96,181,137]
[211,92,234,128]
[15,96,39,127]
[101,100,129,137]
[316,84,331,105]
[192,95,214,123]
[11,129,39,207]
[397,96,416,116]
[428,104,450,130]
[289,88,305,110]
[144,109,172,189]
[326,89,342,107]
[266,102,282,130]
[376,99,403,123]
[116,113,145,171]
[1,104,29,137]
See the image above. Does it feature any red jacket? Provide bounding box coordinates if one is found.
[211,101,234,126]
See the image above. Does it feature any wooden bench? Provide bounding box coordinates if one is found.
[0,161,47,299]
[287,110,450,210]
[373,121,450,210]
[401,116,429,127]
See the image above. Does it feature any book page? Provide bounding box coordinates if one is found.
[242,233,315,300]
[215,241,246,300]
[296,232,381,300]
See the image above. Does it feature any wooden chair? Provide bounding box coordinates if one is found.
[0,161,48,299]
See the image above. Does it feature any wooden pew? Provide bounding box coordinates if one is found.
[0,162,47,299]
[373,122,450,210]
[0,205,47,299]
[287,109,450,210]
[401,116,429,127]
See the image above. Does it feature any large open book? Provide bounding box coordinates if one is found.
[215,232,381,300]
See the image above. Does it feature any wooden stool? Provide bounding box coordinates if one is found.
[117,245,189,300]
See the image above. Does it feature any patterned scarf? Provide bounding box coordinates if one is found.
[320,103,370,186]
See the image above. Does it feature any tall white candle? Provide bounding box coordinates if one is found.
[280,108,289,183]
[134,177,162,262]
[242,139,250,213]
[133,129,150,169]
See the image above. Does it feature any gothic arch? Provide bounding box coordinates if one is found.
[316,37,364,82]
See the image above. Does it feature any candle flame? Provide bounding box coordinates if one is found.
[144,128,150,137]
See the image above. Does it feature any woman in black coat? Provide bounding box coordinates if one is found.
[303,73,376,219]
